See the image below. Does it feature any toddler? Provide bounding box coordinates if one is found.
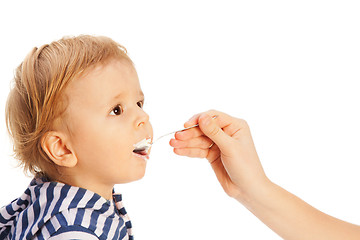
[0,35,153,239]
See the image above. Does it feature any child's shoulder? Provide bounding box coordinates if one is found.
[0,177,132,240]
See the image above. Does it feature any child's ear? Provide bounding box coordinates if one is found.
[41,131,77,168]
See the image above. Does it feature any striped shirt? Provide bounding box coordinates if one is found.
[0,177,134,239]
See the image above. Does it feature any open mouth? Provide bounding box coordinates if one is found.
[133,137,152,159]
[133,149,148,155]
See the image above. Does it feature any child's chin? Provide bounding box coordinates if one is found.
[126,167,147,182]
[135,167,147,180]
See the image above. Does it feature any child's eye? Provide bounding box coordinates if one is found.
[110,104,123,116]
[137,101,144,108]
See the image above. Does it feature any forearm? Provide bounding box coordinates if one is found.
[238,180,360,240]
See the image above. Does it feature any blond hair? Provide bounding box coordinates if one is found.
[5,35,131,177]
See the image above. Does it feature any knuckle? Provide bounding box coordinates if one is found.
[200,137,211,146]
[189,148,207,158]
[199,149,208,158]
[205,109,218,116]
[238,118,249,128]
[208,126,220,136]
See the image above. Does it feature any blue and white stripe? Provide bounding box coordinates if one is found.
[0,177,133,239]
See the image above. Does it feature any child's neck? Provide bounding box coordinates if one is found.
[56,174,114,200]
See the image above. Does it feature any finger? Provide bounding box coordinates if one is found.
[170,136,213,149]
[170,138,221,161]
[184,110,234,131]
[198,114,234,154]
[173,147,209,159]
[184,113,202,127]
[174,127,203,141]
[178,111,241,141]
[184,110,221,128]
[206,144,221,163]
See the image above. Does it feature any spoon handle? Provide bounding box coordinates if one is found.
[152,115,218,144]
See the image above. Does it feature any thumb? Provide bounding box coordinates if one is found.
[198,114,232,151]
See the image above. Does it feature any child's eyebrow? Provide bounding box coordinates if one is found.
[111,93,125,102]
[111,91,144,102]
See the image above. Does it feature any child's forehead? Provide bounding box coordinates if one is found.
[65,59,141,102]
[81,58,134,79]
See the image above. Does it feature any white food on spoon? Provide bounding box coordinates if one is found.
[133,137,152,154]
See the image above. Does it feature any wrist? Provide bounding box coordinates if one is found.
[234,176,274,209]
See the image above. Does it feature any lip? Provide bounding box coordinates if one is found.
[132,152,150,161]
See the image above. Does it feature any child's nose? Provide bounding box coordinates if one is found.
[135,110,150,128]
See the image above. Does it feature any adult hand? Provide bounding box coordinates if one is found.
[170,110,360,240]
[169,110,269,201]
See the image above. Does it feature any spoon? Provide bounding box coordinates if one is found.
[152,115,218,144]
[133,115,218,153]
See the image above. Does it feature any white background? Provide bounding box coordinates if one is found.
[0,1,359,239]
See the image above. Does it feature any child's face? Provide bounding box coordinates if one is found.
[62,58,153,185]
